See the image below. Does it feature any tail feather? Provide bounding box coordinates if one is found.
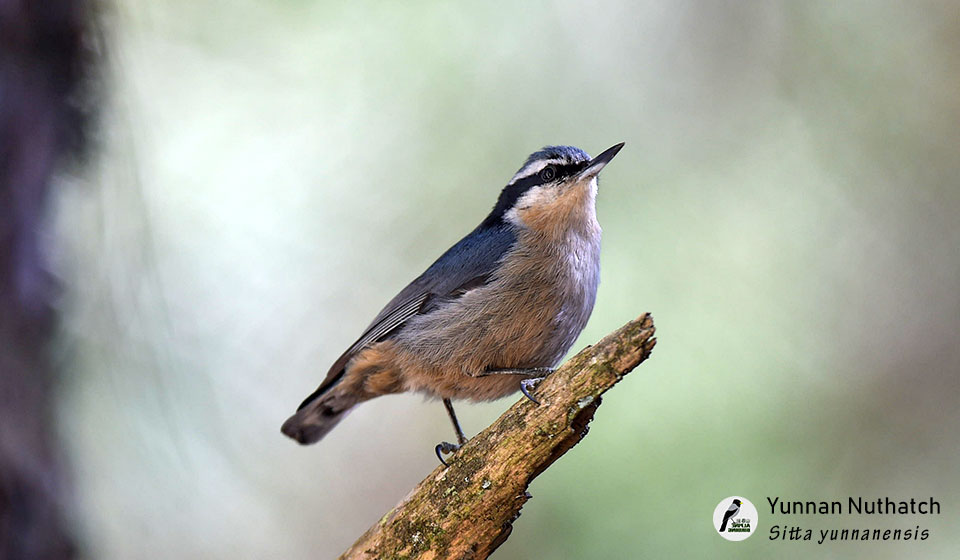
[281,391,358,445]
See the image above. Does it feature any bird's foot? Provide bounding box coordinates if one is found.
[520,376,546,405]
[435,441,461,467]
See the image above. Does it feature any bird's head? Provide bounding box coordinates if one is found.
[483,143,624,236]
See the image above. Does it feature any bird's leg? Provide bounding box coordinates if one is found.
[475,367,554,405]
[435,398,468,467]
[443,398,468,445]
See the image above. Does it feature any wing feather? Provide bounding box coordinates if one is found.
[297,223,516,409]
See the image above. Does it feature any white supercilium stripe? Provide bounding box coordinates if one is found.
[507,159,567,185]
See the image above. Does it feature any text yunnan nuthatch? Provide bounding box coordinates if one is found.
[282,143,624,465]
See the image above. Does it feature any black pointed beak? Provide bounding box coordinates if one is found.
[579,142,625,179]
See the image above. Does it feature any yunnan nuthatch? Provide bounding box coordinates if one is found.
[282,143,624,465]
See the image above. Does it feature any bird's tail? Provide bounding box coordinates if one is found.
[280,390,360,445]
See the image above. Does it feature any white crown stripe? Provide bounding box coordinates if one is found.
[507,159,568,185]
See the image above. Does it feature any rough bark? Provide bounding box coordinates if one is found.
[339,313,656,560]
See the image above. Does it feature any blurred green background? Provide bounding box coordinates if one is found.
[52,1,959,558]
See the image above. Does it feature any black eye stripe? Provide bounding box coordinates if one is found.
[522,162,584,183]
[553,162,585,180]
[482,161,589,227]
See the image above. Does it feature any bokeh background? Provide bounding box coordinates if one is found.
[41,1,960,558]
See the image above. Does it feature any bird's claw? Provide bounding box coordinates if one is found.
[435,441,461,467]
[520,376,546,405]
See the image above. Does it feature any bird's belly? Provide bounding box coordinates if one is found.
[392,236,600,400]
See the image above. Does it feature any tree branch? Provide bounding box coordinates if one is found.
[339,313,656,560]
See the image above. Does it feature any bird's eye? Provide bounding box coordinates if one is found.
[539,166,557,181]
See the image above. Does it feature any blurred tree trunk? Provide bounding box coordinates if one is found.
[0,1,95,558]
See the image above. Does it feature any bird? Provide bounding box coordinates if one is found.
[281,142,624,465]
[720,499,742,532]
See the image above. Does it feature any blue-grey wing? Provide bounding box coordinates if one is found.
[384,223,517,314]
[299,224,516,407]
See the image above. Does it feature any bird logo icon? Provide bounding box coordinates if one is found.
[713,496,758,541]
[719,499,741,532]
